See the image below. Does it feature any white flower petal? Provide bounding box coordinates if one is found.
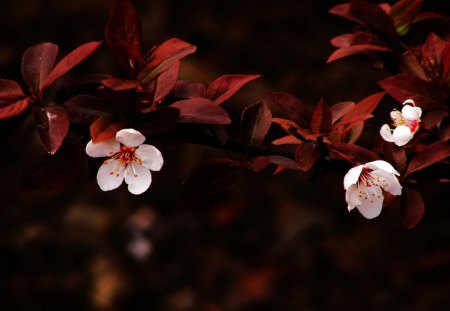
[343,165,363,190]
[364,160,399,176]
[401,105,422,120]
[86,138,120,158]
[390,110,402,124]
[356,186,383,219]
[97,159,125,191]
[124,163,152,195]
[380,124,394,142]
[135,144,164,171]
[345,184,361,211]
[402,99,415,106]
[371,169,402,196]
[116,129,146,147]
[393,125,413,146]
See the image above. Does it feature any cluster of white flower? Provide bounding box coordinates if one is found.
[85,100,419,220]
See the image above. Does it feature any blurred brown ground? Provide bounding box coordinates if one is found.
[1,0,450,310]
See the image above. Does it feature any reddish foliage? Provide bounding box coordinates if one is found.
[241,101,272,146]
[400,188,425,229]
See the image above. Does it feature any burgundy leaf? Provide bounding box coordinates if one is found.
[406,140,450,176]
[0,79,26,100]
[102,75,143,91]
[330,101,355,124]
[272,135,302,145]
[331,142,379,164]
[439,117,450,141]
[265,91,311,128]
[105,0,142,70]
[139,38,196,82]
[242,156,270,173]
[340,92,384,124]
[134,107,180,137]
[400,188,425,229]
[0,97,31,119]
[205,74,260,105]
[310,99,332,134]
[295,142,323,171]
[330,34,355,48]
[421,108,447,131]
[64,95,113,116]
[412,12,442,24]
[171,98,231,125]
[41,41,102,90]
[350,0,398,42]
[339,112,373,127]
[267,156,300,171]
[171,80,206,99]
[379,74,443,109]
[90,116,126,143]
[389,0,423,31]
[21,42,58,97]
[327,44,391,63]
[399,51,428,81]
[33,106,69,154]
[153,60,180,104]
[241,101,272,146]
[329,3,365,25]
[422,33,448,66]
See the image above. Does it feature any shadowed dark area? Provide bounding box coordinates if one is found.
[1,0,450,310]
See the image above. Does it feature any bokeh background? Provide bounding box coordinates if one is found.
[1,0,450,310]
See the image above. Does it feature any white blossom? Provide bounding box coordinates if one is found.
[86,129,163,195]
[380,99,422,146]
[344,160,402,219]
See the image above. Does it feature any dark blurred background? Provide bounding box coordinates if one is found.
[1,0,450,310]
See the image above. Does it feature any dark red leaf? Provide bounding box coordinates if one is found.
[265,91,311,129]
[241,101,272,146]
[331,142,379,164]
[153,60,180,104]
[330,34,355,48]
[0,79,25,100]
[379,74,443,109]
[406,140,450,176]
[171,80,205,99]
[295,142,323,171]
[439,117,450,141]
[41,41,102,90]
[399,51,428,81]
[22,139,85,192]
[412,12,442,24]
[422,33,448,66]
[205,74,260,105]
[421,108,447,131]
[329,3,365,25]
[340,92,384,124]
[389,0,423,35]
[102,75,143,91]
[21,42,58,97]
[310,99,332,134]
[267,155,300,171]
[33,106,69,154]
[171,98,231,125]
[327,44,391,63]
[330,101,355,124]
[134,107,180,137]
[105,0,142,70]
[272,135,302,145]
[180,158,243,207]
[64,95,113,116]
[242,156,270,173]
[139,38,196,82]
[350,0,398,42]
[90,116,126,143]
[400,188,425,229]
[0,97,31,119]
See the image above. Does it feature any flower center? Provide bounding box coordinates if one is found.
[391,110,420,133]
[105,145,142,177]
[356,169,387,202]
